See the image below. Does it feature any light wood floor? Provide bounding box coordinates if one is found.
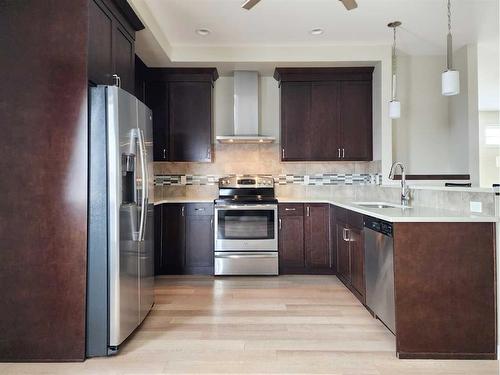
[1,275,498,374]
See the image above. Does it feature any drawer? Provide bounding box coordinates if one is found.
[279,203,304,217]
[214,252,278,276]
[185,203,214,216]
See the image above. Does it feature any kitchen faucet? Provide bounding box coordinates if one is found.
[389,162,411,207]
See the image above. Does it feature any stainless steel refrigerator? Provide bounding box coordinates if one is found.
[87,86,154,356]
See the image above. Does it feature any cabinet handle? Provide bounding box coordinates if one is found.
[343,227,350,242]
[338,148,341,159]
[279,218,282,230]
[284,208,296,211]
[306,206,310,217]
[282,148,285,159]
[163,148,167,159]
[207,147,211,160]
[112,74,121,88]
[210,217,214,228]
[181,206,185,217]
[195,208,205,211]
[342,148,345,159]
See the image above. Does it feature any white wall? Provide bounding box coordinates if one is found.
[391,46,480,182]
[479,111,500,188]
[392,55,452,174]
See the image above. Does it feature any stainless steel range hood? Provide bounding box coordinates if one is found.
[216,71,275,144]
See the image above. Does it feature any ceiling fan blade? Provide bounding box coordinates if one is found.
[242,0,261,10]
[340,0,358,10]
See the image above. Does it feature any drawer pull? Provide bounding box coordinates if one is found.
[285,208,296,211]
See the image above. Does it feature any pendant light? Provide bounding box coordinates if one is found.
[442,0,460,96]
[388,21,402,119]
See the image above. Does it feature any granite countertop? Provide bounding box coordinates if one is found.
[154,197,498,223]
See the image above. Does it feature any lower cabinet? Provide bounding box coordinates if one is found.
[278,203,334,274]
[155,203,214,275]
[334,206,365,303]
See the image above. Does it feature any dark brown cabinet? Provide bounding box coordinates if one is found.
[145,69,218,162]
[278,203,333,274]
[88,0,142,94]
[333,206,365,303]
[169,82,213,162]
[278,204,305,272]
[156,203,214,275]
[275,67,374,162]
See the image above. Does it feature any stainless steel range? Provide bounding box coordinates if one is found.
[214,176,278,276]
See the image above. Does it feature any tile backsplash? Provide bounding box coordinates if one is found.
[155,144,381,183]
[153,143,496,217]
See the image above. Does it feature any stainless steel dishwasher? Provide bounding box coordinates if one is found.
[364,216,396,334]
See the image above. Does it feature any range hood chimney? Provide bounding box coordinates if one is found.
[216,71,275,144]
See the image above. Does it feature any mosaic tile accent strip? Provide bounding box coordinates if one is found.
[155,173,382,186]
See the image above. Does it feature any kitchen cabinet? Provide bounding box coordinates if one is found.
[275,67,374,162]
[156,203,214,275]
[88,0,142,94]
[278,204,305,273]
[145,69,218,162]
[278,203,333,274]
[333,206,365,303]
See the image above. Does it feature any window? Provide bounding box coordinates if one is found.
[485,125,500,146]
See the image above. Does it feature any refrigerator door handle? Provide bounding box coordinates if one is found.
[137,129,147,242]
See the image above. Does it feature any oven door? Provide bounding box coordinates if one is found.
[214,204,278,251]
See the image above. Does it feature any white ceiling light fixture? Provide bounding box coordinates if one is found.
[388,21,402,119]
[310,28,324,36]
[442,0,460,96]
[195,28,211,36]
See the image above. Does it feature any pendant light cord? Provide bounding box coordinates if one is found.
[392,25,398,100]
[446,0,453,70]
[448,0,452,34]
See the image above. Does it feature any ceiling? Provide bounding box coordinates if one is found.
[131,0,498,65]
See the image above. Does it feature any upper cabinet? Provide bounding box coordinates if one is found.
[274,67,374,162]
[145,68,219,162]
[88,0,144,94]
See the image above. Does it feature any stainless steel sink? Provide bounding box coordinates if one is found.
[353,202,412,209]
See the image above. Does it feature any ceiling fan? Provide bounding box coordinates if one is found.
[242,0,358,11]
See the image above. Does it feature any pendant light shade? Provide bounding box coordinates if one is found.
[388,21,402,119]
[442,69,460,96]
[389,100,401,119]
[442,0,460,96]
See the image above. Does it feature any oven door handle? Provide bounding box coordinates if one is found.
[215,204,277,210]
[215,253,278,259]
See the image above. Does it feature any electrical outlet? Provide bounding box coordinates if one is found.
[470,201,482,213]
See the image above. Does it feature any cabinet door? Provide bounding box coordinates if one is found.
[146,81,169,161]
[349,227,365,300]
[185,215,214,274]
[310,82,341,160]
[161,204,185,274]
[279,215,305,273]
[281,82,310,161]
[304,204,331,272]
[113,24,135,94]
[88,0,114,86]
[340,81,373,161]
[336,222,351,282]
[169,82,212,162]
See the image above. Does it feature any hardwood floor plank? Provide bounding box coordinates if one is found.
[3,275,498,374]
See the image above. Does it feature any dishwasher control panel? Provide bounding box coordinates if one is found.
[364,216,393,237]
